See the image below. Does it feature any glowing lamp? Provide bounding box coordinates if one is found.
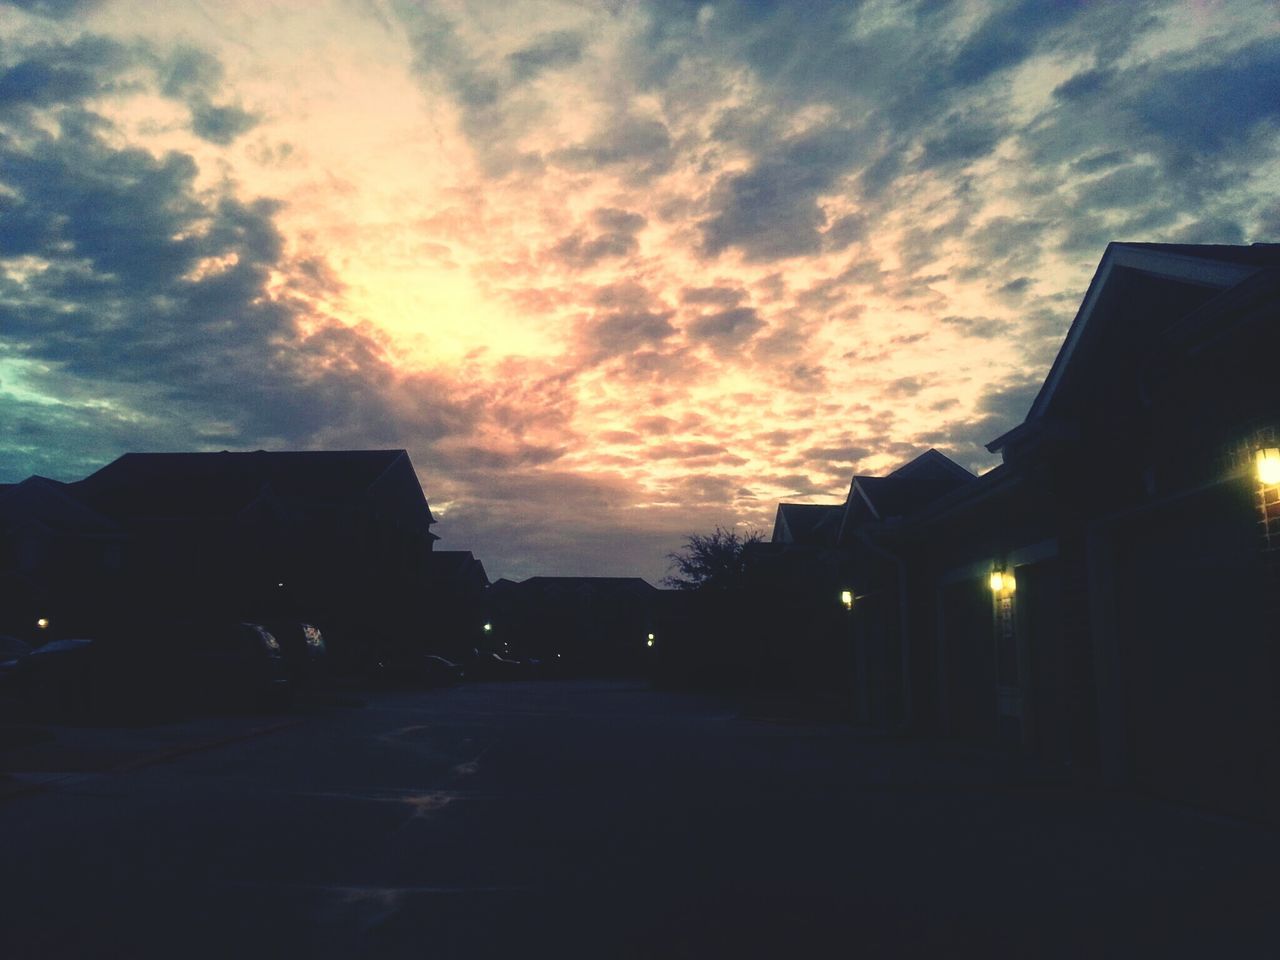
[646,638,655,648]
[990,569,1015,593]
[1257,448,1280,485]
[840,590,854,610]
[483,623,492,633]
[647,633,655,641]
[36,617,49,630]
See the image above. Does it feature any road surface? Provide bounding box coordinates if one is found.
[2,681,1276,957]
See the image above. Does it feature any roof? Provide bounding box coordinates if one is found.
[0,476,121,537]
[990,242,1280,456]
[772,503,843,545]
[426,550,490,586]
[842,449,975,529]
[518,576,657,593]
[73,450,431,520]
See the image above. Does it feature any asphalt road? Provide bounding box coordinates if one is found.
[2,680,1277,958]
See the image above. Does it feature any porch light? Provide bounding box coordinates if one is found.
[36,617,49,630]
[1256,448,1280,486]
[483,622,492,633]
[840,590,854,610]
[989,570,1015,593]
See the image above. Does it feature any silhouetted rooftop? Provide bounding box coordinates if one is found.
[74,450,427,519]
[772,503,843,545]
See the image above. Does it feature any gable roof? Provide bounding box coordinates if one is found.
[771,502,843,546]
[74,450,432,521]
[989,242,1280,457]
[839,449,974,535]
[0,475,121,537]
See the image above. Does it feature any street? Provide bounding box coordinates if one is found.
[2,680,1277,958]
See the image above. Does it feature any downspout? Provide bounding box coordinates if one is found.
[856,527,912,732]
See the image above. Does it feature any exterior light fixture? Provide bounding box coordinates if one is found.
[840,590,854,610]
[989,570,1015,593]
[483,622,492,633]
[1256,447,1280,486]
[646,638,655,648]
[36,617,49,630]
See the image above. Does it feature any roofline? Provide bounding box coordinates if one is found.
[989,242,1261,453]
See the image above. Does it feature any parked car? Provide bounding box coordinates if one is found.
[261,621,327,687]
[13,621,291,721]
[186,621,292,711]
[368,651,464,688]
[15,634,184,722]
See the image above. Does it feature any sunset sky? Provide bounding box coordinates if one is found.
[2,0,1278,582]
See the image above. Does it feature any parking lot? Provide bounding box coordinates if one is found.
[2,680,1278,958]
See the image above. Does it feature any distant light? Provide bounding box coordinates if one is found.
[276,582,285,588]
[1257,448,1280,485]
[36,617,49,630]
[840,590,853,610]
[646,638,655,648]
[483,623,492,633]
[989,571,1005,593]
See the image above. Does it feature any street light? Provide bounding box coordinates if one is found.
[840,589,854,611]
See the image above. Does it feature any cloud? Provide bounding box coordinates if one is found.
[700,126,863,261]
[506,30,585,80]
[685,306,765,353]
[189,99,259,144]
[546,207,646,269]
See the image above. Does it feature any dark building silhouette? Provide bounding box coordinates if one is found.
[756,242,1280,823]
[1,450,443,662]
[485,576,659,674]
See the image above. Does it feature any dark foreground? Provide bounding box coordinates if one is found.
[2,681,1277,958]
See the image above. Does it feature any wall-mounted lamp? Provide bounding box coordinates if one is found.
[989,569,1015,594]
[1256,447,1280,486]
[36,617,50,630]
[840,590,854,611]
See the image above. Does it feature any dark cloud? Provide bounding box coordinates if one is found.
[919,114,1001,169]
[506,30,585,81]
[685,307,765,351]
[700,126,862,261]
[680,285,747,307]
[547,208,646,270]
[550,113,674,179]
[3,0,102,18]
[941,315,1011,340]
[883,377,926,398]
[189,99,259,145]
[587,311,678,358]
[0,43,484,476]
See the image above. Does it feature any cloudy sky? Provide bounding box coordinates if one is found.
[1,0,1278,582]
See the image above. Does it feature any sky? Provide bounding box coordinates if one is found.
[1,0,1279,583]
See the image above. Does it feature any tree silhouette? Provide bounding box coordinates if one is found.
[663,526,765,591]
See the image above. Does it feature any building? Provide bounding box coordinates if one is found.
[873,242,1280,822]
